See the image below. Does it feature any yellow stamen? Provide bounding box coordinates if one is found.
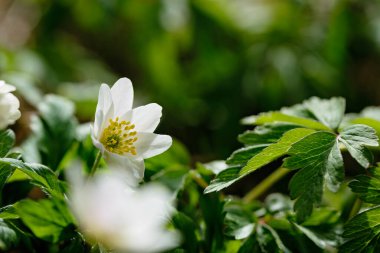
[99,118,138,155]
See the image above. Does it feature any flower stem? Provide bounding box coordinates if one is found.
[89,151,102,176]
[243,167,290,203]
[190,170,208,189]
[348,197,362,220]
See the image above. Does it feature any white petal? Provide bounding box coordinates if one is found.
[0,81,16,94]
[93,109,103,138]
[96,83,112,115]
[110,78,134,116]
[121,103,162,132]
[135,133,172,159]
[105,152,145,185]
[95,84,114,132]
[90,131,105,153]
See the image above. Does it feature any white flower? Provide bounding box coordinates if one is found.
[91,78,172,184]
[69,170,179,252]
[0,81,21,129]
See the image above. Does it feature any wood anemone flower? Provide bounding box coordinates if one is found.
[91,78,172,184]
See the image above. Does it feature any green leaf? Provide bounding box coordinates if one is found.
[341,206,380,253]
[31,95,78,170]
[0,206,19,220]
[0,219,19,251]
[240,128,315,176]
[223,200,255,240]
[304,97,346,130]
[0,158,64,198]
[172,212,199,252]
[150,165,188,195]
[284,132,344,222]
[292,223,338,250]
[204,166,241,194]
[350,118,380,143]
[0,129,15,157]
[349,166,380,205]
[14,199,74,243]
[0,162,15,193]
[338,124,379,168]
[253,112,330,131]
[238,123,301,145]
[226,144,268,166]
[238,224,291,253]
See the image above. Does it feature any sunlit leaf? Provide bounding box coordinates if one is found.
[338,124,378,168]
[240,128,315,176]
[0,158,64,198]
[253,112,330,131]
[14,199,74,243]
[304,97,345,130]
[238,123,301,145]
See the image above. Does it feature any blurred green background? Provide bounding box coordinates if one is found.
[1,0,380,160]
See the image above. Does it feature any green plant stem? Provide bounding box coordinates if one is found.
[243,167,290,203]
[190,170,208,189]
[89,151,102,176]
[349,197,362,220]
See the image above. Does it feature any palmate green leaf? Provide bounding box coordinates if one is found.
[339,124,379,168]
[283,132,344,222]
[341,206,380,253]
[14,199,74,243]
[252,112,330,131]
[240,128,315,176]
[0,158,64,198]
[238,123,301,145]
[0,219,19,251]
[304,97,346,130]
[349,166,380,204]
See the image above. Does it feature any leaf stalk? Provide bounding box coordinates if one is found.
[243,167,290,203]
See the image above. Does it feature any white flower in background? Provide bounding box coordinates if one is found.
[0,81,21,129]
[69,170,179,252]
[91,78,172,184]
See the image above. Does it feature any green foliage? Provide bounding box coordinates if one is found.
[339,125,378,168]
[341,206,380,253]
[0,158,65,198]
[341,166,380,252]
[349,166,380,204]
[284,132,344,222]
[303,97,345,130]
[207,97,379,223]
[0,129,15,158]
[13,199,75,243]
[24,95,78,171]
[0,219,19,251]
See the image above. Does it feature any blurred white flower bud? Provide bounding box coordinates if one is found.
[0,81,21,129]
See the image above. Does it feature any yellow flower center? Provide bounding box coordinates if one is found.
[100,117,138,155]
